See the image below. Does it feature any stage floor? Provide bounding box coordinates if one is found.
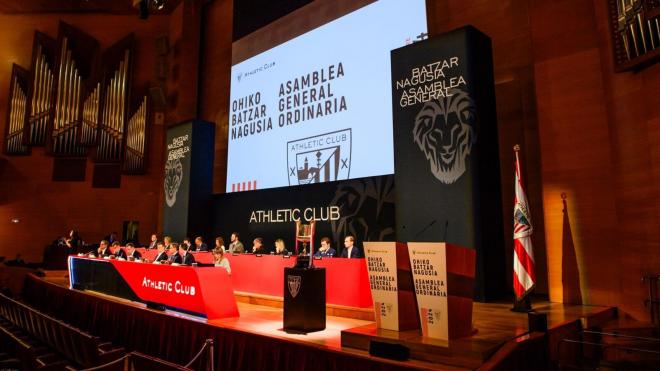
[41,273,616,370]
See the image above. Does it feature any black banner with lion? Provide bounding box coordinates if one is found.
[390,26,505,301]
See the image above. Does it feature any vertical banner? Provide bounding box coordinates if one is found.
[391,26,505,300]
[364,242,400,331]
[408,242,448,340]
[162,120,215,241]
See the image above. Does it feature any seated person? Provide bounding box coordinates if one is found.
[212,248,231,274]
[163,236,173,250]
[148,233,158,249]
[228,232,244,253]
[195,236,209,252]
[340,235,362,259]
[314,237,336,258]
[168,243,182,264]
[179,243,196,265]
[251,237,267,254]
[153,242,168,263]
[112,241,127,259]
[96,240,112,257]
[214,237,226,252]
[273,238,289,255]
[126,243,142,260]
[182,237,193,252]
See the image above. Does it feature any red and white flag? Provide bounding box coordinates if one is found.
[513,147,535,300]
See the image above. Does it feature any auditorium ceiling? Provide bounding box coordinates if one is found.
[0,0,181,14]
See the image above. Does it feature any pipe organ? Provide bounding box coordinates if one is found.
[51,36,86,156]
[95,35,134,165]
[80,82,101,146]
[2,24,150,184]
[3,65,29,155]
[123,95,150,174]
[25,33,56,146]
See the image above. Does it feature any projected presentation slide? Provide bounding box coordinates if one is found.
[227,0,427,192]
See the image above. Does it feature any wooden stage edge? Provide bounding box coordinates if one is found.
[38,271,617,370]
[234,291,375,321]
[342,303,617,369]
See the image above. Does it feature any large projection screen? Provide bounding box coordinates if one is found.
[227,0,427,193]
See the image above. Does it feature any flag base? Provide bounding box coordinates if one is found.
[510,295,532,312]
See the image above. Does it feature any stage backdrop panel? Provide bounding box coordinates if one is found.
[163,120,215,241]
[212,175,395,255]
[391,26,505,301]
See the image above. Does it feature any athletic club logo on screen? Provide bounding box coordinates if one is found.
[287,129,351,186]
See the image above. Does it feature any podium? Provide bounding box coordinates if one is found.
[283,266,326,334]
[407,242,476,340]
[363,242,419,331]
[363,241,476,341]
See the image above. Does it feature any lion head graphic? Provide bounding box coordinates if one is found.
[164,159,183,207]
[413,89,477,184]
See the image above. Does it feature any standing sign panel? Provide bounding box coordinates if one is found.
[408,242,449,340]
[162,120,215,241]
[391,26,505,300]
[364,242,399,330]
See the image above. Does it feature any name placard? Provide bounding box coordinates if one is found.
[364,242,399,331]
[408,242,448,340]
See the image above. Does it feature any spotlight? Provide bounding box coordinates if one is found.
[153,0,166,11]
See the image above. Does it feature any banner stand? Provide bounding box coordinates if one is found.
[363,242,419,332]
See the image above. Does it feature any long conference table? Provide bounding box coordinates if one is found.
[69,249,373,319]
[68,256,239,319]
[135,249,373,308]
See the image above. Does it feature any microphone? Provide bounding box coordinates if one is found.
[443,220,449,242]
[413,219,436,240]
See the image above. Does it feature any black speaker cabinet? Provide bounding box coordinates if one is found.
[283,267,326,334]
[528,311,548,332]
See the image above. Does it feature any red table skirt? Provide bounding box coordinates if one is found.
[135,249,372,308]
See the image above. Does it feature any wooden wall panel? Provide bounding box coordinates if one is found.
[426,0,548,294]
[199,0,233,195]
[532,0,660,320]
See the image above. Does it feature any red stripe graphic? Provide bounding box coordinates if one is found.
[514,239,536,282]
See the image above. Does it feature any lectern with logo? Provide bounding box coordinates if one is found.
[283,258,326,334]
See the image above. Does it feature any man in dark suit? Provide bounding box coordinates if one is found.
[126,243,142,260]
[194,236,209,252]
[168,243,182,264]
[112,242,127,259]
[153,243,168,263]
[314,237,336,258]
[180,244,196,265]
[340,235,362,259]
[251,237,267,254]
[97,240,112,257]
[182,237,193,251]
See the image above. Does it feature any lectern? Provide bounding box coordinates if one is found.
[407,242,476,340]
[283,263,326,334]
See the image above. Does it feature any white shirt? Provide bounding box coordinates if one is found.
[346,246,353,259]
[215,258,231,274]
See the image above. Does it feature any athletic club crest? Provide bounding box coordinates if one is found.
[413,89,477,184]
[287,129,351,186]
[287,275,301,298]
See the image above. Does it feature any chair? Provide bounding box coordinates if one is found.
[294,220,315,255]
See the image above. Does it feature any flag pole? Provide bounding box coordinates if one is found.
[511,144,534,312]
